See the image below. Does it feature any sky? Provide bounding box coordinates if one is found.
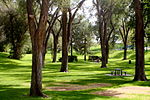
[78,0,97,24]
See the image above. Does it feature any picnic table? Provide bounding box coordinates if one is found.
[111,68,126,76]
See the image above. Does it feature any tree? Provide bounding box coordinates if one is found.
[43,6,60,65]
[133,0,148,81]
[26,0,49,97]
[116,1,134,60]
[0,0,28,59]
[52,20,62,62]
[143,1,150,48]
[60,0,86,72]
[93,0,115,68]
[61,7,68,72]
[0,32,8,52]
[4,11,28,59]
[119,19,130,60]
[72,20,93,61]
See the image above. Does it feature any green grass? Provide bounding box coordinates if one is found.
[0,50,150,100]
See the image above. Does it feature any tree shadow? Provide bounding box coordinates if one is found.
[44,90,112,100]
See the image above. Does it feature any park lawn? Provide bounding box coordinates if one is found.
[0,50,150,100]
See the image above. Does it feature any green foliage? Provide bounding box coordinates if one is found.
[72,20,94,55]
[0,0,28,59]
[54,0,70,8]
[142,0,150,8]
[143,0,150,47]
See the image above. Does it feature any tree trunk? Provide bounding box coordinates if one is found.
[84,54,86,61]
[60,9,68,72]
[84,38,87,61]
[70,37,73,57]
[42,31,51,67]
[133,0,147,81]
[101,44,107,68]
[27,0,49,97]
[100,22,107,68]
[42,47,46,67]
[13,44,22,59]
[60,0,85,72]
[52,36,58,62]
[9,14,21,60]
[106,41,109,64]
[30,32,44,96]
[123,42,127,60]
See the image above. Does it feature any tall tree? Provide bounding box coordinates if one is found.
[119,19,130,60]
[60,0,86,72]
[26,0,49,97]
[52,20,62,62]
[43,6,60,65]
[133,0,147,81]
[93,0,115,68]
[116,1,134,60]
[61,7,68,72]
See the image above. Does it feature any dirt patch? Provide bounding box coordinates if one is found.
[92,86,150,98]
[92,90,122,96]
[46,83,112,91]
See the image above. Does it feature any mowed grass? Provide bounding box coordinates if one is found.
[0,50,150,100]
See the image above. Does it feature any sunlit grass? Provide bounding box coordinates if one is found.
[0,49,150,100]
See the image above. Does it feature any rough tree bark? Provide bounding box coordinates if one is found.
[99,21,107,68]
[27,0,49,97]
[133,0,148,81]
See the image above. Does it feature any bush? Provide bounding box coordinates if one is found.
[59,56,78,62]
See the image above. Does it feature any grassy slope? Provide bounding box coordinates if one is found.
[0,49,150,100]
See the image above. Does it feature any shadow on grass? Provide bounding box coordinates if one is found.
[44,90,111,100]
[0,53,31,71]
[0,85,39,100]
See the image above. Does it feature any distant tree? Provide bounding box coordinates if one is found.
[119,19,130,60]
[0,0,28,59]
[142,0,150,28]
[133,0,148,81]
[60,0,86,72]
[72,20,94,61]
[4,11,28,59]
[0,30,8,52]
[143,1,150,48]
[93,0,115,68]
[52,20,62,62]
[43,6,60,65]
[117,1,135,60]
